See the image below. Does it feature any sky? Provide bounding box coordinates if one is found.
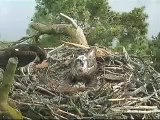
[0,0,160,41]
[0,0,35,41]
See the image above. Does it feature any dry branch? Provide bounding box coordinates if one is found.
[30,22,88,46]
[60,13,78,28]
[56,108,81,119]
[111,108,160,114]
[30,13,88,46]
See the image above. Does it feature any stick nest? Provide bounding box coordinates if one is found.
[3,44,160,119]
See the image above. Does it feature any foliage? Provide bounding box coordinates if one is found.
[28,0,149,56]
[149,32,160,72]
[113,7,149,55]
[0,41,11,49]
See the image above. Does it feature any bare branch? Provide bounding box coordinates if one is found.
[60,13,78,28]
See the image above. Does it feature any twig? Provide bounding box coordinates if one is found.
[130,84,147,96]
[44,47,56,50]
[114,106,158,110]
[105,69,122,76]
[29,105,48,120]
[46,104,68,120]
[14,81,27,91]
[11,99,43,107]
[63,41,89,49]
[35,86,56,97]
[111,109,160,114]
[56,108,81,119]
[102,74,124,81]
[90,96,108,104]
[108,97,141,102]
[23,116,32,120]
[112,82,124,90]
[104,67,123,71]
[47,44,65,55]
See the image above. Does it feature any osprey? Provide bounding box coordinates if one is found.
[71,47,97,86]
[0,44,47,70]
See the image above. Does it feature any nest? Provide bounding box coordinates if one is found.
[3,44,160,119]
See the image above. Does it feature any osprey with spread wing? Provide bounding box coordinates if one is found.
[0,44,47,70]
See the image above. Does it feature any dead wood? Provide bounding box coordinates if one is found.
[30,13,88,46]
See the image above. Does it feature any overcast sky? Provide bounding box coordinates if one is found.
[0,0,35,41]
[0,0,160,41]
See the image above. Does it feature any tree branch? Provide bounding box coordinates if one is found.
[29,13,88,46]
[60,13,78,28]
[0,57,23,119]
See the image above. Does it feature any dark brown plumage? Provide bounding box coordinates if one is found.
[0,44,47,70]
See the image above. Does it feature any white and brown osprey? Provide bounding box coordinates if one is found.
[71,47,97,85]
